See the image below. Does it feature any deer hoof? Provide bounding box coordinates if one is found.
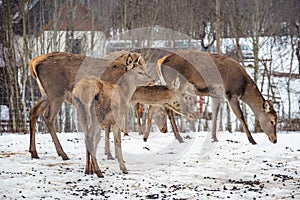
[177,136,184,143]
[61,155,70,160]
[30,151,40,159]
[143,137,148,142]
[248,137,257,145]
[95,171,104,178]
[57,151,70,160]
[106,153,114,160]
[250,140,257,145]
[122,168,128,174]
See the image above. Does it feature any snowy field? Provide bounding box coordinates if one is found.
[0,131,299,199]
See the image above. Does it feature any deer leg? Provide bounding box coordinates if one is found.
[227,96,257,145]
[143,105,155,142]
[29,97,49,159]
[85,149,92,175]
[211,97,221,142]
[112,124,128,174]
[43,100,69,160]
[91,131,104,177]
[83,120,103,177]
[104,126,114,160]
[166,108,184,143]
[90,155,104,178]
[135,103,143,135]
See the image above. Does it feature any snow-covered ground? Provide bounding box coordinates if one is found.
[0,131,299,199]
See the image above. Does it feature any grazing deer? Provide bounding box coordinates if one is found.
[131,85,195,141]
[72,72,154,177]
[29,51,147,160]
[104,84,196,159]
[157,50,277,144]
[134,104,168,136]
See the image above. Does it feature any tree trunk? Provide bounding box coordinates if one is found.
[250,0,262,133]
[226,104,232,132]
[296,41,300,74]
[21,0,30,133]
[2,0,24,133]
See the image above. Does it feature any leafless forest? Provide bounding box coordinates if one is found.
[0,0,299,133]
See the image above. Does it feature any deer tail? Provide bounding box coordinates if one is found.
[28,56,47,96]
[156,54,171,86]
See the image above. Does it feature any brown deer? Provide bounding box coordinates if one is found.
[72,72,154,177]
[131,85,195,141]
[156,50,277,144]
[133,48,195,141]
[29,51,147,161]
[104,84,196,159]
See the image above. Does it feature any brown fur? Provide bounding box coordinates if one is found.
[28,51,147,161]
[72,66,153,177]
[104,84,196,158]
[157,50,277,144]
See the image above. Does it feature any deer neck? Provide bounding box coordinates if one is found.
[241,82,265,117]
[117,77,137,105]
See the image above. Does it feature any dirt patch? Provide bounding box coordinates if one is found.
[0,152,27,158]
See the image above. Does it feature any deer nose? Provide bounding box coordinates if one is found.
[269,136,277,144]
[148,80,155,86]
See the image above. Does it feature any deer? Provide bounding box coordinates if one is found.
[156,50,277,145]
[131,85,195,141]
[128,48,196,143]
[28,51,148,161]
[122,48,175,138]
[103,84,196,160]
[72,71,154,177]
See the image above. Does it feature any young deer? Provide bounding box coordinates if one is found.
[104,84,196,160]
[72,72,154,177]
[131,48,195,142]
[29,51,147,160]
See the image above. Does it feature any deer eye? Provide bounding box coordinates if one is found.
[270,120,275,126]
[94,94,99,101]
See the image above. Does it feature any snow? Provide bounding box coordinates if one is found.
[1,131,299,199]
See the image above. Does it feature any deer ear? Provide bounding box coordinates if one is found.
[126,53,134,70]
[264,100,272,113]
[135,55,141,64]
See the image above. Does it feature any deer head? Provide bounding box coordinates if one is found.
[126,53,144,70]
[259,100,277,143]
[169,77,196,120]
